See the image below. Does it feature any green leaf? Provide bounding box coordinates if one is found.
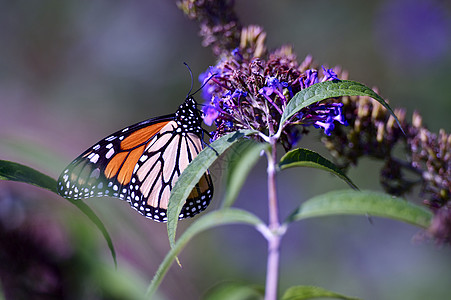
[222,139,269,208]
[146,208,263,298]
[204,282,264,300]
[284,190,432,228]
[0,160,117,267]
[0,160,58,193]
[167,130,257,249]
[278,148,358,190]
[280,80,404,134]
[282,285,361,300]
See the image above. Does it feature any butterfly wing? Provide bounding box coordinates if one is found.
[57,112,213,222]
[131,124,213,221]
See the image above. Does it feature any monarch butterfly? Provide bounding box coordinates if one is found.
[57,96,213,222]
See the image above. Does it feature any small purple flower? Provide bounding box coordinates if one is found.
[286,85,293,98]
[322,66,339,81]
[202,96,221,126]
[297,102,348,136]
[198,66,216,84]
[286,127,302,147]
[301,70,319,89]
[258,76,289,112]
[259,77,288,96]
[203,104,219,126]
[330,103,348,126]
[199,66,221,101]
[224,120,234,128]
[314,118,336,136]
[231,89,247,99]
[231,47,243,61]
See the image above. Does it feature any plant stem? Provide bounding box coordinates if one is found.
[267,142,280,229]
[264,139,281,300]
[265,234,281,300]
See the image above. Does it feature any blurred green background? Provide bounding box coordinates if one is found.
[0,0,450,299]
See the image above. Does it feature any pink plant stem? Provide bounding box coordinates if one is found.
[264,138,281,300]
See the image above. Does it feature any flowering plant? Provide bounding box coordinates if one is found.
[156,1,449,299]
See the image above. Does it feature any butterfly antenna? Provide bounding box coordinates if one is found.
[191,74,217,98]
[184,62,194,97]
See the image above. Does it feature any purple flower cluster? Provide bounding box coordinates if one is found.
[199,48,347,148]
[299,102,348,136]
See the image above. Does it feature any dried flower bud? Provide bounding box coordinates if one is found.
[177,0,241,56]
[412,110,422,128]
[428,205,451,244]
[240,25,267,58]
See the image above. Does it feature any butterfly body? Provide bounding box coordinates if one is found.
[57,97,213,222]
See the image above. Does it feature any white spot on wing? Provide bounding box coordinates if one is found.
[90,168,100,179]
[106,148,115,159]
[89,153,100,163]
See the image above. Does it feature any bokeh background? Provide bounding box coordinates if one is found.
[1,0,450,299]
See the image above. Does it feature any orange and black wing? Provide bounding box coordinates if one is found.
[57,113,213,222]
